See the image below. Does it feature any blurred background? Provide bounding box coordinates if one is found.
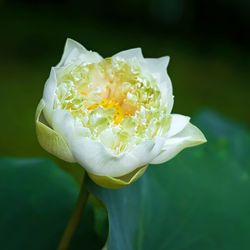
[0,0,249,157]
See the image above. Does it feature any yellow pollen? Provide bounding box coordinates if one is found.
[88,99,125,125]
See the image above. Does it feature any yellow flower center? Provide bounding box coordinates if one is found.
[88,99,125,125]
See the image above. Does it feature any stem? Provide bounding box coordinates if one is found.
[57,173,89,250]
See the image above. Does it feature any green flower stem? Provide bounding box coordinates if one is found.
[57,173,89,250]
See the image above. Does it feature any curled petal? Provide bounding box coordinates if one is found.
[145,56,170,72]
[57,38,103,67]
[51,109,76,142]
[35,100,75,163]
[145,57,173,114]
[42,67,57,125]
[113,48,144,61]
[167,114,190,138]
[150,122,207,164]
[88,165,148,189]
[57,38,87,67]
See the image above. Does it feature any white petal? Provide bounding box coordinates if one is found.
[145,56,170,72]
[113,48,144,61]
[75,127,92,138]
[42,67,57,126]
[70,136,165,177]
[57,38,103,67]
[36,100,76,163]
[150,122,207,164]
[167,114,190,138]
[51,109,76,142]
[145,56,174,114]
[57,38,87,67]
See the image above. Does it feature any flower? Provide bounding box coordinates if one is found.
[36,39,206,188]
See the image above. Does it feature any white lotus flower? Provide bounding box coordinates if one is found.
[36,39,206,188]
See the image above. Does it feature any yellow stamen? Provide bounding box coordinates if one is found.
[88,99,125,125]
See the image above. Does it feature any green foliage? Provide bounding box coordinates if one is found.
[0,158,103,250]
[0,110,249,250]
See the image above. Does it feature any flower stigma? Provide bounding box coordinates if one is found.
[54,57,171,154]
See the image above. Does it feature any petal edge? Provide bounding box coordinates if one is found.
[88,165,148,189]
[150,122,207,164]
[35,100,76,163]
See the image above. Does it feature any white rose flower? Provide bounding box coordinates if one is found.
[36,39,206,188]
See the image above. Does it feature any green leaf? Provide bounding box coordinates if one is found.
[87,110,250,250]
[0,157,103,250]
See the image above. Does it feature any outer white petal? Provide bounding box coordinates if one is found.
[145,56,170,73]
[57,38,103,67]
[145,56,174,113]
[70,136,165,177]
[42,67,57,126]
[57,38,87,67]
[112,48,144,61]
[36,99,76,163]
[51,109,76,142]
[167,114,190,138]
[150,122,207,164]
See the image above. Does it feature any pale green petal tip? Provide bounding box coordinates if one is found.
[189,123,207,145]
[88,165,148,189]
[35,100,75,163]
